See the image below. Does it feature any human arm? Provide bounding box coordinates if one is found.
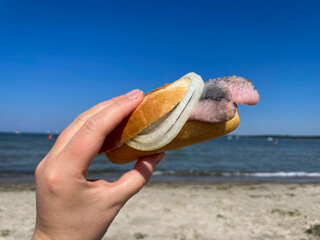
[32,89,165,240]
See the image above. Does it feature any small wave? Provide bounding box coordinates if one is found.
[153,170,320,178]
[153,171,163,176]
[210,171,320,177]
[241,172,320,177]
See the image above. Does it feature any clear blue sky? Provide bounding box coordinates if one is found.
[0,0,319,135]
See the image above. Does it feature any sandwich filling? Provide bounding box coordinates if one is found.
[188,76,260,122]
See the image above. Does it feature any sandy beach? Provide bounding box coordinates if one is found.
[0,181,319,240]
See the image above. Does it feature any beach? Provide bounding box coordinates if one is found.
[0,181,319,240]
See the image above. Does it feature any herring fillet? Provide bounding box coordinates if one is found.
[126,73,204,151]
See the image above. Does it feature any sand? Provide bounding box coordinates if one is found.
[0,181,319,240]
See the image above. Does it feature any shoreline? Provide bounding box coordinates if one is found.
[1,172,320,185]
[1,179,320,195]
[1,179,320,191]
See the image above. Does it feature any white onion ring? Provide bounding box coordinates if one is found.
[126,73,204,151]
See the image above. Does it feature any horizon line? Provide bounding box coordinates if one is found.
[1,131,319,138]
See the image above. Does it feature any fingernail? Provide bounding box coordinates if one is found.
[126,89,142,99]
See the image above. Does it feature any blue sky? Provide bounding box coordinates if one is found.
[0,0,319,135]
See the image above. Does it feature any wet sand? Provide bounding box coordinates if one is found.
[0,181,319,240]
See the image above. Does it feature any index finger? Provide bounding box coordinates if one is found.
[49,94,134,157]
[59,90,143,174]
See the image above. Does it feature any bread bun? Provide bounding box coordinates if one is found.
[99,76,240,164]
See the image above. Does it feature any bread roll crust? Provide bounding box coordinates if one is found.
[105,111,239,164]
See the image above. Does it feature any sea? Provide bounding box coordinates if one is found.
[1,132,320,183]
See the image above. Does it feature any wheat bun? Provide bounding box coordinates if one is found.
[100,77,240,164]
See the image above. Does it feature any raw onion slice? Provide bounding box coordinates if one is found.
[126,73,204,151]
[132,79,195,143]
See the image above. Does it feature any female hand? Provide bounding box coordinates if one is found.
[32,89,165,240]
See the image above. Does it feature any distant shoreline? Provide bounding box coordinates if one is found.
[1,131,320,139]
[229,134,320,140]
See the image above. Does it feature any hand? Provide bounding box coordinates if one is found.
[32,89,165,240]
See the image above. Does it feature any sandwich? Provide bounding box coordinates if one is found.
[99,72,260,164]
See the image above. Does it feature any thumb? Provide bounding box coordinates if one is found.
[113,153,165,204]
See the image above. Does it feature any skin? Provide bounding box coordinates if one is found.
[32,89,165,240]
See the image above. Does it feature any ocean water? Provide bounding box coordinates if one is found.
[0,132,320,182]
